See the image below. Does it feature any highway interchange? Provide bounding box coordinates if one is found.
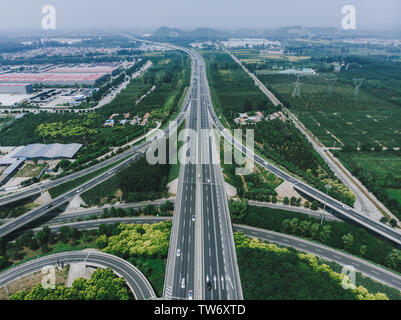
[1,37,401,301]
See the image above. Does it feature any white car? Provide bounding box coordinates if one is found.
[181,278,186,289]
[192,215,195,222]
[188,290,193,300]
[177,249,181,257]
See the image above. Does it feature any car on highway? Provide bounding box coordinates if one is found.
[177,249,181,257]
[76,188,83,193]
[192,215,195,222]
[188,290,193,300]
[207,179,210,183]
[181,278,186,289]
[206,281,212,291]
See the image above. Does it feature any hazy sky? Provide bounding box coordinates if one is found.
[0,0,400,32]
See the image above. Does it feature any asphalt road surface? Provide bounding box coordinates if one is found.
[0,250,156,300]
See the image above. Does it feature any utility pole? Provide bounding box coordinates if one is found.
[320,184,332,226]
[292,74,302,98]
[325,78,337,95]
[353,78,364,96]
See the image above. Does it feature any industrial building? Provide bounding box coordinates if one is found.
[0,73,108,86]
[46,66,120,75]
[0,83,32,94]
[12,143,83,160]
[0,158,25,187]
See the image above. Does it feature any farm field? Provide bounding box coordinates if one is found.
[202,50,276,126]
[256,59,401,150]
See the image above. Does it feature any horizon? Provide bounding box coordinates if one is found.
[0,0,400,33]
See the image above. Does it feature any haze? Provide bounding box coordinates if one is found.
[0,0,400,32]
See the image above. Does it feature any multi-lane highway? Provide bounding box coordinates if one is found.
[17,215,401,296]
[197,55,242,300]
[164,58,198,300]
[164,50,243,300]
[0,250,156,300]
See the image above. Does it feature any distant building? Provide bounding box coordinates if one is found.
[104,119,115,127]
[12,143,82,160]
[0,83,32,94]
[141,113,150,126]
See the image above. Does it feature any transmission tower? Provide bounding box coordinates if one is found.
[292,74,302,98]
[324,78,337,95]
[353,78,365,96]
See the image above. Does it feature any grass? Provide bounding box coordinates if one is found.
[15,163,45,178]
[49,156,128,199]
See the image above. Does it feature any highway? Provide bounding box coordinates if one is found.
[235,224,401,292]
[207,101,401,245]
[23,215,401,296]
[0,250,156,300]
[34,217,171,234]
[197,54,242,300]
[164,57,198,300]
[40,198,174,225]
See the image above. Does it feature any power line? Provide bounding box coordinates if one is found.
[353,78,364,96]
[324,77,337,95]
[292,74,302,98]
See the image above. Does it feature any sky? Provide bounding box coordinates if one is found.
[0,0,400,33]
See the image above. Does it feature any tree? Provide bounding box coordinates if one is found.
[283,197,290,205]
[229,200,249,223]
[342,233,354,251]
[319,225,331,243]
[360,245,367,256]
[160,200,174,212]
[310,223,320,239]
[389,219,398,228]
[271,196,277,203]
[299,221,311,237]
[36,226,51,246]
[290,197,297,206]
[0,256,8,269]
[385,249,401,271]
[380,216,389,225]
[304,201,310,208]
[143,204,157,216]
[311,201,319,211]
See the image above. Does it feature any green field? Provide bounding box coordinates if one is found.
[256,58,401,149]
[202,50,275,126]
[335,151,401,219]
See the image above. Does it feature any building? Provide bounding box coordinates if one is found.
[104,119,115,127]
[11,143,82,160]
[141,113,150,126]
[0,158,25,187]
[0,83,32,94]
[0,73,108,86]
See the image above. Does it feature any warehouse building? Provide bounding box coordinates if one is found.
[0,73,108,86]
[0,158,25,187]
[46,66,120,75]
[0,83,32,94]
[12,143,83,160]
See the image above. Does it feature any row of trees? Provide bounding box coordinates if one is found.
[10,268,131,300]
[234,232,387,300]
